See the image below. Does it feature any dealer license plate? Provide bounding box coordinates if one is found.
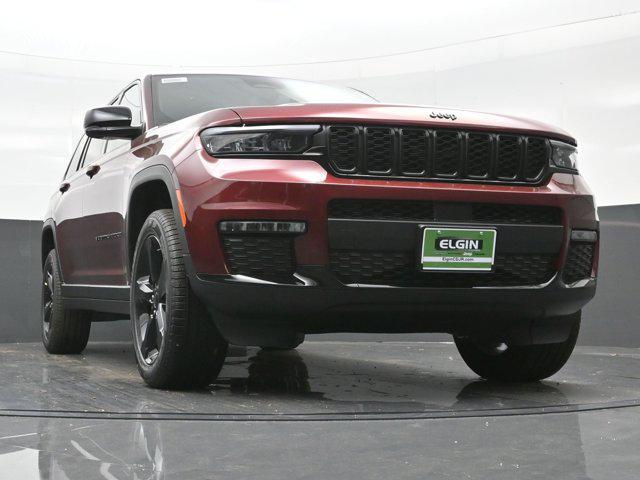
[421,227,497,272]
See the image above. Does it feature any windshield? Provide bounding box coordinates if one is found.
[151,74,376,125]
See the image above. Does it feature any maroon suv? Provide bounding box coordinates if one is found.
[42,74,598,388]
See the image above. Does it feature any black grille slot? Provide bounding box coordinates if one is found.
[496,135,521,179]
[365,127,394,173]
[222,235,296,282]
[330,250,556,287]
[328,126,358,172]
[326,125,551,184]
[467,133,492,178]
[328,199,562,225]
[525,137,549,180]
[563,242,595,283]
[433,130,460,176]
[400,129,428,174]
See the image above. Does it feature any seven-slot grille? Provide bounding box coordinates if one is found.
[327,126,550,183]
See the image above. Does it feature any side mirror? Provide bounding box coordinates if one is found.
[84,106,143,140]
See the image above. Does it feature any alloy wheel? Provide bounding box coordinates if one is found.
[133,235,167,365]
[42,261,54,340]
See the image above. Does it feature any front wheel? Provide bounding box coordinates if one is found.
[455,312,581,382]
[131,209,227,389]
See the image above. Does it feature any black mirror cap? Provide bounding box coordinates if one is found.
[84,106,144,140]
[84,106,132,128]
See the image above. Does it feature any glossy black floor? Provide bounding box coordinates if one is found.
[1,341,639,479]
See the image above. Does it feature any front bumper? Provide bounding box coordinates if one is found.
[177,152,598,341]
[190,268,595,345]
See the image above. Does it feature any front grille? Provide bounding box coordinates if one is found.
[327,126,550,184]
[329,250,557,287]
[221,235,296,282]
[328,199,562,225]
[563,242,595,283]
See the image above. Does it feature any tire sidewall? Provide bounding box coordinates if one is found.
[130,214,175,379]
[41,251,59,347]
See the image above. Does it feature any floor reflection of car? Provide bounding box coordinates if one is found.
[42,73,598,388]
[225,350,313,395]
[29,382,589,479]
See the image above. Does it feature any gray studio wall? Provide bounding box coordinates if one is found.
[0,205,638,346]
[0,219,132,343]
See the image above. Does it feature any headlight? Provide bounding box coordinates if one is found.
[550,140,578,171]
[200,125,320,156]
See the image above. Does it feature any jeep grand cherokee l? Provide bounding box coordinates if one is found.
[42,74,598,388]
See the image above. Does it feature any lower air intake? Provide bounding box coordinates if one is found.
[222,235,296,283]
[329,250,556,287]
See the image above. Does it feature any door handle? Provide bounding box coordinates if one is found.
[59,182,70,193]
[86,164,101,178]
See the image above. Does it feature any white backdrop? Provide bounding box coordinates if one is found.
[1,0,639,220]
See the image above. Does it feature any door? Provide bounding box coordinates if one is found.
[54,136,92,284]
[80,83,144,286]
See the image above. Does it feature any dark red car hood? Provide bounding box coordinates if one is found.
[229,103,575,144]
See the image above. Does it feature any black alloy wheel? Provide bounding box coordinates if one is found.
[130,209,228,389]
[42,259,54,342]
[133,235,167,366]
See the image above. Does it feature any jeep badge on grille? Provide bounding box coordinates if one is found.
[430,111,457,121]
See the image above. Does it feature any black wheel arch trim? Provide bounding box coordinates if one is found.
[126,159,192,276]
[41,218,64,283]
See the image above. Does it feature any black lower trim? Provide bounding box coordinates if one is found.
[62,284,129,301]
[191,267,596,346]
[64,298,130,315]
[62,284,130,315]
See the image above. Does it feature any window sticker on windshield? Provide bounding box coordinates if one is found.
[161,77,188,84]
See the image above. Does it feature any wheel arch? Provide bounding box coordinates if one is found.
[41,220,56,266]
[126,162,191,274]
[41,218,72,285]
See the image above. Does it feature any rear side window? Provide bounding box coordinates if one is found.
[64,136,87,179]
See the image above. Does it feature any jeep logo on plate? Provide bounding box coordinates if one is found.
[430,111,457,121]
[436,238,483,251]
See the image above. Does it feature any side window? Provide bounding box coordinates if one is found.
[64,136,87,179]
[105,83,142,153]
[82,138,106,168]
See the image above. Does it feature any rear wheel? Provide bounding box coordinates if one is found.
[455,312,581,382]
[131,209,227,389]
[41,250,91,354]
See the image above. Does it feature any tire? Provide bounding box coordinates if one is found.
[130,209,228,389]
[454,312,581,382]
[41,250,91,354]
[260,334,305,351]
